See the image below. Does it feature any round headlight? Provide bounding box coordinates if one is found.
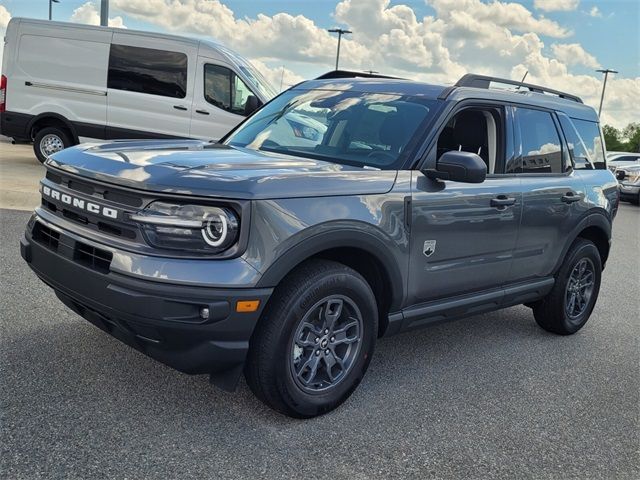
[202,213,228,247]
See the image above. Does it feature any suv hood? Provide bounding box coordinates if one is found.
[47,140,397,199]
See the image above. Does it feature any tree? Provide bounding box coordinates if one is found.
[621,123,640,153]
[603,125,625,152]
[602,123,640,153]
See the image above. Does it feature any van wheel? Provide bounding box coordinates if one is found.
[533,238,602,335]
[34,127,72,163]
[245,260,378,418]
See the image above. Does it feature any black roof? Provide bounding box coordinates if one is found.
[297,71,598,122]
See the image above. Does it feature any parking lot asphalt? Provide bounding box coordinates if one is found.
[0,170,638,478]
[0,141,42,211]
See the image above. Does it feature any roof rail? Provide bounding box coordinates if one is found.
[450,73,583,103]
[315,70,401,80]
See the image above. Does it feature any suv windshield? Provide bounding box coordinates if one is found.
[225,88,439,169]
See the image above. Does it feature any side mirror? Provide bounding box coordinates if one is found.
[424,151,487,183]
[244,95,262,116]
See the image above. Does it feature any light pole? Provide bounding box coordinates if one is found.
[596,68,618,117]
[328,28,352,70]
[49,0,60,21]
[100,0,109,26]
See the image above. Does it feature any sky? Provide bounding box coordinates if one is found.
[0,0,638,128]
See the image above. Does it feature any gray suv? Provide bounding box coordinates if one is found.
[21,72,619,417]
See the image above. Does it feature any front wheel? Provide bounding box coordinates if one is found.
[533,238,602,335]
[245,260,378,418]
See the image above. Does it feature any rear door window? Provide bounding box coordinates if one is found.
[515,108,564,173]
[108,44,187,98]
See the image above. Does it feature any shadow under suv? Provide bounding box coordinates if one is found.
[21,72,619,417]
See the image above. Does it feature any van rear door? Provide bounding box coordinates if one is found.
[189,57,253,141]
[106,33,195,139]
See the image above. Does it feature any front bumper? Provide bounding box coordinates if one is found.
[619,182,639,199]
[21,217,273,383]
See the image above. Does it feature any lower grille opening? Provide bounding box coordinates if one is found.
[42,199,57,212]
[62,208,89,225]
[33,223,60,251]
[73,241,113,274]
[96,221,136,240]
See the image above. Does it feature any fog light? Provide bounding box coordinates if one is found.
[200,307,210,320]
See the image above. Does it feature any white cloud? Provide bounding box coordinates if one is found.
[101,0,637,128]
[0,5,10,30]
[0,5,11,69]
[588,6,602,18]
[551,43,600,68]
[249,60,304,92]
[534,0,580,12]
[71,2,126,28]
[430,0,571,37]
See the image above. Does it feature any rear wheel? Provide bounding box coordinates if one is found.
[34,126,73,163]
[533,238,602,335]
[245,260,378,418]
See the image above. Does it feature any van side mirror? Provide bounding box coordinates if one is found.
[424,151,487,183]
[244,95,262,116]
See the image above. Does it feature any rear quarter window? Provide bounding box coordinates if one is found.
[567,117,606,169]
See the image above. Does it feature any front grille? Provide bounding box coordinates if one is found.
[41,170,145,244]
[33,223,60,251]
[73,241,113,274]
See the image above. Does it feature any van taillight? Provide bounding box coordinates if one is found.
[0,75,6,113]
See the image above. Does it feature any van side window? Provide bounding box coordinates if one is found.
[204,64,253,115]
[515,108,563,173]
[108,45,187,99]
[571,118,606,169]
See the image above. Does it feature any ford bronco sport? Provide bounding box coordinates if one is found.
[21,72,619,418]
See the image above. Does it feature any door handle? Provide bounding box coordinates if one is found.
[195,109,210,115]
[490,195,516,208]
[173,105,188,111]
[561,192,582,203]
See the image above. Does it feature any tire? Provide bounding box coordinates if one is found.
[33,126,73,163]
[245,259,378,418]
[533,238,602,335]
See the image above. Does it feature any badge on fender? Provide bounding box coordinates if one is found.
[423,240,436,257]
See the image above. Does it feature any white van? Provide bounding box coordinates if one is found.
[0,18,277,161]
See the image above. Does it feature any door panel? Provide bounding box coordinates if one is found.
[511,174,588,280]
[510,106,588,281]
[408,172,522,305]
[189,58,247,141]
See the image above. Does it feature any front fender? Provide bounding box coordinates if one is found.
[255,225,406,310]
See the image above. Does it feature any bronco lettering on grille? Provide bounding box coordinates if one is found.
[42,185,119,220]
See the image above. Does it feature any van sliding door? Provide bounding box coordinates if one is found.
[106,33,196,139]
